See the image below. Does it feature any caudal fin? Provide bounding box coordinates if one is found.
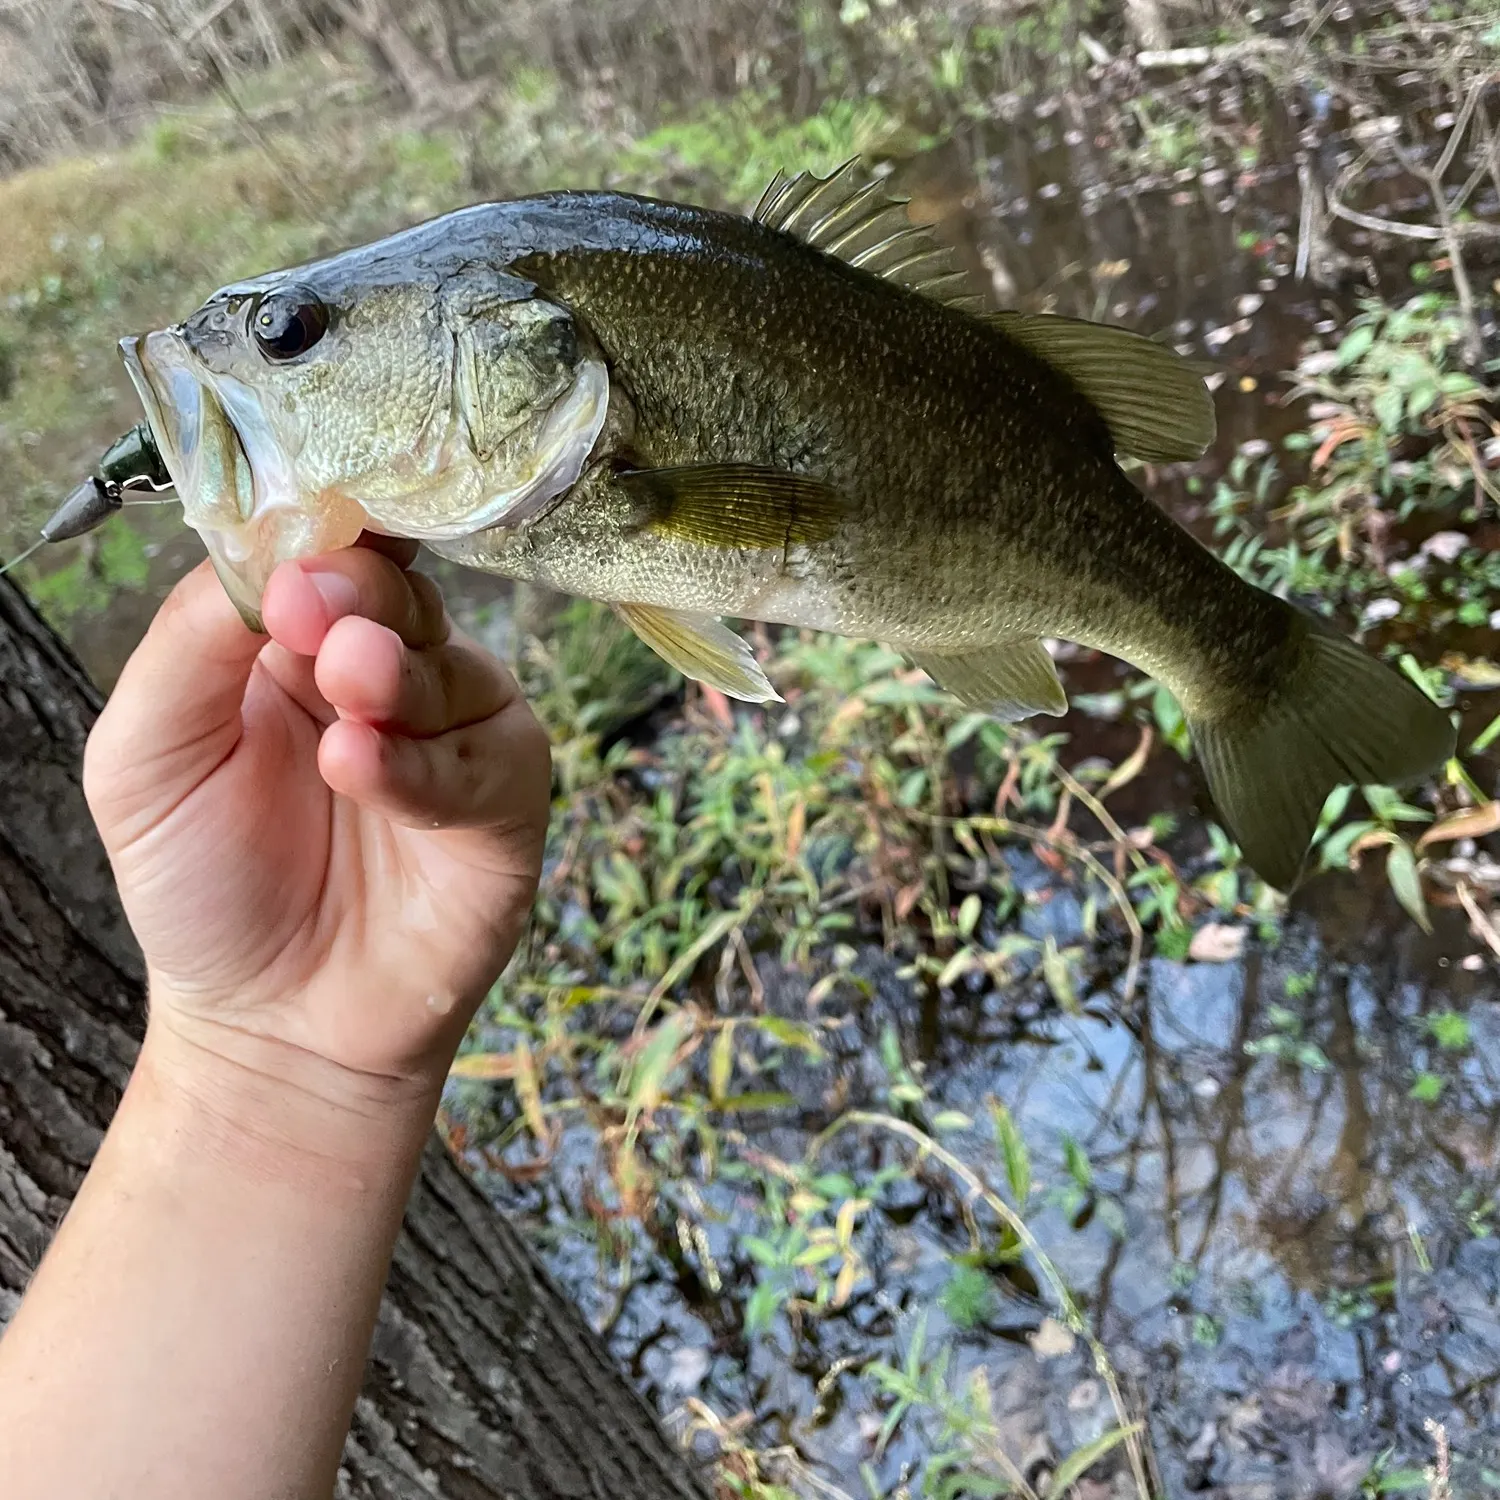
[1188,623,1455,891]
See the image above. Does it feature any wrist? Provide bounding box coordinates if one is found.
[139,1003,444,1185]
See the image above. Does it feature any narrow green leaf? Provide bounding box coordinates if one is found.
[1371,1468,1435,1493]
[957,892,982,938]
[754,1015,826,1059]
[709,1021,734,1105]
[745,1279,784,1334]
[991,1101,1031,1209]
[1469,710,1500,755]
[1062,1133,1093,1192]
[1385,841,1431,933]
[626,1011,690,1113]
[716,1091,797,1113]
[1042,935,1078,1013]
[1048,1423,1142,1495]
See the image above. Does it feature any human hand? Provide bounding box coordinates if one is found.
[83,537,551,1127]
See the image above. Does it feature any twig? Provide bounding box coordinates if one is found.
[1433,70,1492,183]
[1425,1418,1452,1500]
[1389,106,1487,367]
[1134,39,1290,69]
[1296,159,1315,282]
[1051,761,1152,877]
[1456,881,1500,960]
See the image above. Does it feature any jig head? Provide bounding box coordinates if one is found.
[1,424,175,578]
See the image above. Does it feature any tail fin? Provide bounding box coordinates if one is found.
[1188,622,1455,891]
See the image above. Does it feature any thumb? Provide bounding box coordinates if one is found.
[84,561,267,840]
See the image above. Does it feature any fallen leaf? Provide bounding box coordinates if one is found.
[1029,1315,1076,1359]
[1419,800,1500,848]
[1189,923,1247,963]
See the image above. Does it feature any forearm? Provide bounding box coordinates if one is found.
[0,1012,437,1500]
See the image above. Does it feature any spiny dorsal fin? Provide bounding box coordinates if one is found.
[982,311,1216,463]
[754,158,985,313]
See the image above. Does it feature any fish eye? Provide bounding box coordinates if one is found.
[251,289,329,362]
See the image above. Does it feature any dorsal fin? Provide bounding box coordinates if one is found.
[754,158,985,313]
[981,311,1217,463]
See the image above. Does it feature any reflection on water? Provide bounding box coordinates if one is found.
[472,860,1500,1494]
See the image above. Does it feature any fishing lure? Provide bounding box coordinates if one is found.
[0,424,173,577]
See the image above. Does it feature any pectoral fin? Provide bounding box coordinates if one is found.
[616,602,782,703]
[619,463,847,550]
[908,640,1068,721]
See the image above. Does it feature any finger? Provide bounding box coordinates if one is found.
[318,704,551,845]
[314,618,517,737]
[261,547,447,659]
[85,561,267,825]
[257,640,336,727]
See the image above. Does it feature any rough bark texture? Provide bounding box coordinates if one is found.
[0,576,711,1500]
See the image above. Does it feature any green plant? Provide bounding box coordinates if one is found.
[1245,1000,1330,1072]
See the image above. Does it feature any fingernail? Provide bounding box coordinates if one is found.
[305,568,358,622]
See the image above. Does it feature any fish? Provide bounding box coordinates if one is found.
[117,159,1456,891]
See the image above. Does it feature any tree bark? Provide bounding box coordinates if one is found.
[0,576,710,1500]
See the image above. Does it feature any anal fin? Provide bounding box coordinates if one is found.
[908,640,1068,722]
[616,602,781,703]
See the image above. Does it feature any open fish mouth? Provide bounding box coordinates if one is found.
[119,330,366,632]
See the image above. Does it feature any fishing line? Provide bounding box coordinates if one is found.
[0,539,45,579]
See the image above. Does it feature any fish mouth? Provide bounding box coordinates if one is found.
[120,331,365,631]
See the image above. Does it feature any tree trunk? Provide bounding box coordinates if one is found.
[0,576,711,1500]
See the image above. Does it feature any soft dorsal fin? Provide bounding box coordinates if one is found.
[754,158,985,313]
[981,311,1216,463]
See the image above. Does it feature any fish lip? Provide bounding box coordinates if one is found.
[117,330,269,629]
[121,330,267,522]
[119,333,183,482]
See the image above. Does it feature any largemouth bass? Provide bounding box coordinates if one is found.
[118,161,1454,890]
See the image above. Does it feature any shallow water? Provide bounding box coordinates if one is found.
[459,857,1500,1495]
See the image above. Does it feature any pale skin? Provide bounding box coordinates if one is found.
[0,537,552,1499]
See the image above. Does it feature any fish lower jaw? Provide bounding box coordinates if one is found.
[191,493,373,629]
